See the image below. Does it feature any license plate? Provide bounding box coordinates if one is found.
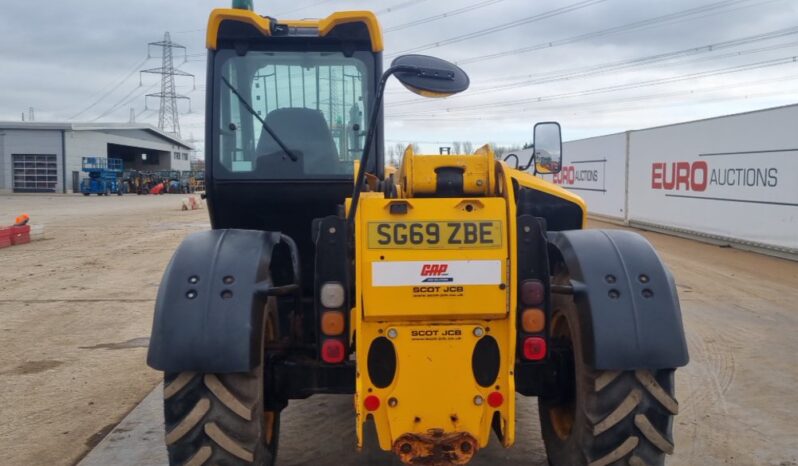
[367,221,502,249]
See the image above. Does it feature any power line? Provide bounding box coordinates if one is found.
[135,108,155,119]
[274,0,330,16]
[475,25,798,85]
[384,0,503,33]
[387,0,608,57]
[387,27,798,106]
[67,56,150,120]
[454,0,771,65]
[91,82,157,122]
[377,0,433,15]
[172,28,204,34]
[388,55,798,117]
[389,73,798,123]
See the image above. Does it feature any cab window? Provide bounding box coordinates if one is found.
[214,50,373,179]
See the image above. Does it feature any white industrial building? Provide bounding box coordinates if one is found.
[0,122,194,193]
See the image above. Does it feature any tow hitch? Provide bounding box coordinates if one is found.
[393,429,479,465]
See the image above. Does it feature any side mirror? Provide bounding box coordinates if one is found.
[391,54,470,98]
[533,122,562,175]
[348,54,469,228]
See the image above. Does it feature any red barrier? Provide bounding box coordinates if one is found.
[11,224,30,246]
[0,226,11,249]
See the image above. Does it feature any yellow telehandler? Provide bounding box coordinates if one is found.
[147,3,688,465]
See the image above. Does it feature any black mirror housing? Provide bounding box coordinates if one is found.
[533,122,563,175]
[391,54,470,97]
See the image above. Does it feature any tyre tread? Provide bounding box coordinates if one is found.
[205,421,255,462]
[182,445,211,466]
[635,370,679,415]
[592,388,641,435]
[594,371,621,392]
[204,374,253,421]
[634,414,674,454]
[588,436,639,466]
[166,398,210,446]
[164,372,196,400]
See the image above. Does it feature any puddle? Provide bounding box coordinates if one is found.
[2,359,63,375]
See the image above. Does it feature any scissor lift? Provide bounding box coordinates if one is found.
[80,157,124,196]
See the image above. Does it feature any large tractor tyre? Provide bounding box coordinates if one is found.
[163,301,280,466]
[539,271,678,466]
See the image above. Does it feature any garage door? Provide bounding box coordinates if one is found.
[12,154,58,193]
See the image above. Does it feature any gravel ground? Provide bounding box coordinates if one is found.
[1,194,797,466]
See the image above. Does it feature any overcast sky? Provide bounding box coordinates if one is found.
[2,0,797,154]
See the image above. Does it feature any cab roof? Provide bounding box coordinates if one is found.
[206,8,384,52]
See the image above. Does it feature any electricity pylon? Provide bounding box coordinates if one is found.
[141,32,194,137]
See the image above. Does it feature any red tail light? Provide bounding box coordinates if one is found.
[523,336,547,361]
[487,391,504,408]
[364,395,380,411]
[520,279,544,306]
[321,339,346,363]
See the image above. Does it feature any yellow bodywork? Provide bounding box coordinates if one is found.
[352,145,584,458]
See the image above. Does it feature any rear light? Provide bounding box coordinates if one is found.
[364,395,380,411]
[321,339,346,363]
[320,282,345,308]
[522,336,547,361]
[321,310,345,336]
[520,279,544,306]
[521,308,546,333]
[487,391,504,408]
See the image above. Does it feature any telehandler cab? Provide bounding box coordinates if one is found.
[147,3,689,465]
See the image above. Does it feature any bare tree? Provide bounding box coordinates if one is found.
[492,144,506,159]
[385,142,407,167]
[394,142,406,158]
[452,141,462,154]
[462,141,474,154]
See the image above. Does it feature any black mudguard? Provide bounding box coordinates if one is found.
[147,229,280,373]
[549,229,689,370]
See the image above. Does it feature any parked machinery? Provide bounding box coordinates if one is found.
[179,170,204,193]
[121,170,158,195]
[80,157,123,196]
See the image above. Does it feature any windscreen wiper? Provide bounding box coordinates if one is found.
[221,76,298,162]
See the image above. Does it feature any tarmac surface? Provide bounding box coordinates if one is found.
[2,194,797,466]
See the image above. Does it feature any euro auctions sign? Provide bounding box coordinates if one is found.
[552,164,603,187]
[545,133,628,220]
[627,105,798,252]
[650,159,780,195]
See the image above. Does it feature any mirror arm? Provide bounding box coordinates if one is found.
[518,145,535,171]
[346,64,421,231]
[503,153,520,169]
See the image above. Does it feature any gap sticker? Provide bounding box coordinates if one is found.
[371,260,502,287]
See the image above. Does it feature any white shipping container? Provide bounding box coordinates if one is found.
[627,104,798,253]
